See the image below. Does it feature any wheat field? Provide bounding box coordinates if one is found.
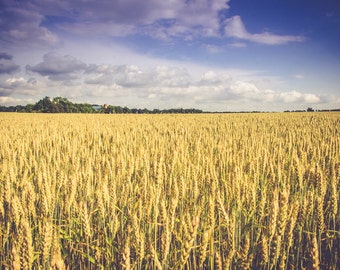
[0,112,339,269]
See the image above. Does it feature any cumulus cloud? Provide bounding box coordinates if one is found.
[153,66,191,87]
[2,52,331,110]
[1,77,26,90]
[81,64,322,108]
[224,16,305,45]
[0,96,36,106]
[278,91,320,103]
[0,77,41,96]
[198,71,231,86]
[26,52,87,81]
[85,65,146,87]
[0,52,13,60]
[85,64,191,88]
[1,0,231,45]
[58,0,230,39]
[230,81,261,100]
[223,80,321,105]
[0,60,20,74]
[1,0,308,47]
[0,52,20,74]
[140,0,230,39]
[0,2,59,47]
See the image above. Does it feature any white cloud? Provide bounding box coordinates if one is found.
[80,64,324,109]
[230,81,259,94]
[1,51,335,111]
[278,90,320,103]
[303,93,320,103]
[4,77,26,88]
[84,64,191,89]
[0,96,25,105]
[0,76,42,96]
[153,66,191,87]
[224,16,305,45]
[294,74,304,79]
[198,71,231,86]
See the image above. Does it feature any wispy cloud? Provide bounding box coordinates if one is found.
[294,74,304,79]
[224,16,305,45]
[203,44,224,54]
[228,42,247,48]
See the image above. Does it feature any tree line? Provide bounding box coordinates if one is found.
[1,96,339,113]
[0,96,203,114]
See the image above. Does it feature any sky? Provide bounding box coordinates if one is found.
[0,0,340,111]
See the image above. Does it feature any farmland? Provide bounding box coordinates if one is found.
[0,112,339,269]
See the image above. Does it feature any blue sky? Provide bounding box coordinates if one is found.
[0,0,339,111]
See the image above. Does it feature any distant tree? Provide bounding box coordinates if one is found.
[307,107,314,112]
[115,106,123,113]
[0,95,209,114]
[25,104,34,112]
[77,103,94,113]
[15,105,27,112]
[33,96,54,112]
[53,97,70,112]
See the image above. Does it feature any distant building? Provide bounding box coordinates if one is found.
[91,104,102,111]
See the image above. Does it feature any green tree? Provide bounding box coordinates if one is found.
[33,96,53,112]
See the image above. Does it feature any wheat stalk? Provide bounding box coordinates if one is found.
[310,235,320,270]
[19,219,34,270]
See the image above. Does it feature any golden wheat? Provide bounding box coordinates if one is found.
[0,112,338,269]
